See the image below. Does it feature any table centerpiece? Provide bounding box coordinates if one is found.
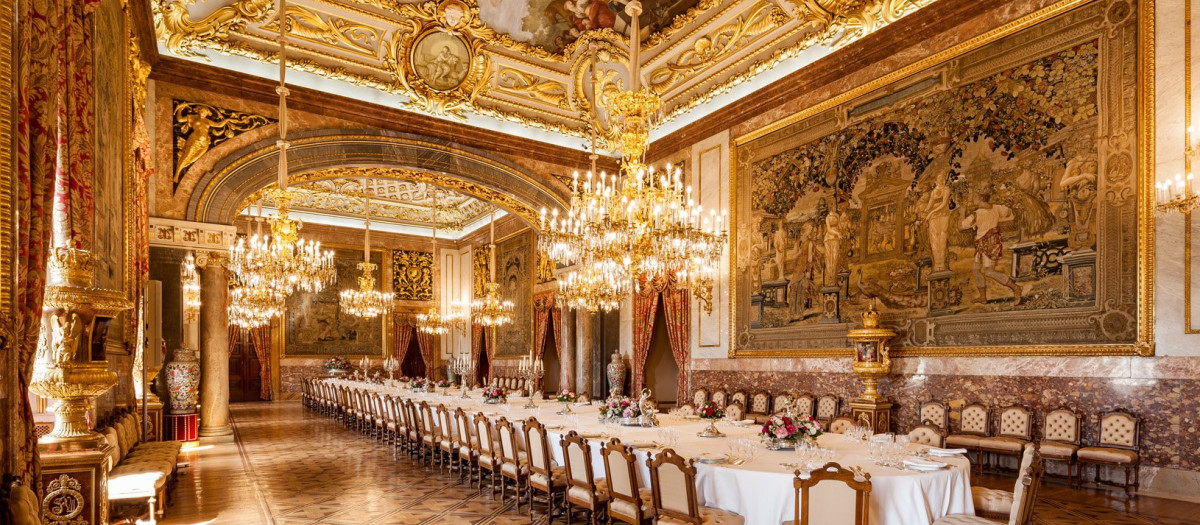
[760,413,822,450]
[410,377,428,392]
[555,389,577,415]
[435,379,453,395]
[601,396,642,425]
[325,356,352,377]
[482,386,507,404]
[696,401,726,437]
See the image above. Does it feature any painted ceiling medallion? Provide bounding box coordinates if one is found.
[385,0,493,117]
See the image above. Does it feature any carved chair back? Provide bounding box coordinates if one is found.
[647,448,702,524]
[793,463,871,525]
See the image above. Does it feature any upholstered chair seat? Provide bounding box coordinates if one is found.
[970,487,1013,516]
[725,402,745,421]
[502,461,530,477]
[609,487,654,518]
[944,434,983,448]
[658,506,746,525]
[908,423,945,447]
[1038,441,1078,458]
[829,416,856,434]
[1077,447,1137,463]
[567,477,610,505]
[977,436,1025,452]
[531,466,568,489]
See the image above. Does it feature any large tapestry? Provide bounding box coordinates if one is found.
[283,247,387,357]
[732,0,1150,356]
[493,229,534,357]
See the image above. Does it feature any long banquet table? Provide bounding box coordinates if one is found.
[326,379,974,524]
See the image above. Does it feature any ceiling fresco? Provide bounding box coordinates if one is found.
[154,0,934,148]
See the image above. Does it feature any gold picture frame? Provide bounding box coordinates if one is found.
[729,0,1154,358]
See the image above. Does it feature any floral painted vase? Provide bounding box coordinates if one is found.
[165,347,200,414]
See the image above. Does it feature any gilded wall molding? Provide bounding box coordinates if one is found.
[392,249,433,301]
[172,100,275,193]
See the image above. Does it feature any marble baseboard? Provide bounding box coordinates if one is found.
[690,362,1200,473]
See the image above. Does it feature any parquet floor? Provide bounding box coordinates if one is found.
[158,402,1200,525]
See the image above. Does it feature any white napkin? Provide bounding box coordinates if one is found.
[903,458,946,469]
[927,447,968,455]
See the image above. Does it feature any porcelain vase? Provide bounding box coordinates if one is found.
[164,347,200,414]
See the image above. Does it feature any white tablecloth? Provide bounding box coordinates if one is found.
[327,379,974,524]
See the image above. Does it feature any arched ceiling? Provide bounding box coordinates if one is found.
[152,0,935,149]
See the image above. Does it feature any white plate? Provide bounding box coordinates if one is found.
[694,454,726,464]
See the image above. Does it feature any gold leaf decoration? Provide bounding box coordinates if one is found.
[392,249,433,301]
[172,100,275,192]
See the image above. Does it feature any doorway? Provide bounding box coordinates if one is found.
[476,328,491,385]
[645,302,680,408]
[399,328,426,378]
[228,331,264,402]
[542,326,560,396]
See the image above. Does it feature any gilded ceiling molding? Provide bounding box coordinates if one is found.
[648,1,788,94]
[261,4,381,59]
[382,0,494,118]
[496,68,570,109]
[186,129,566,227]
[156,0,274,57]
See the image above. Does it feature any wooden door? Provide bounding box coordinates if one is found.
[228,333,263,402]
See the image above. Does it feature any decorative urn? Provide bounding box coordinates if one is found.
[847,303,896,401]
[606,350,626,398]
[164,346,201,414]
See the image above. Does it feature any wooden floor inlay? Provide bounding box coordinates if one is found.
[158,402,1200,525]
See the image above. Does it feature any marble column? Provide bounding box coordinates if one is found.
[577,311,595,398]
[560,308,576,393]
[198,260,233,442]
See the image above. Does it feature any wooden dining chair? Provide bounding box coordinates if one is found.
[936,444,1044,525]
[455,408,479,486]
[729,391,748,410]
[908,422,946,447]
[748,391,772,423]
[1039,406,1083,486]
[710,390,728,408]
[473,413,501,496]
[1077,409,1141,494]
[496,417,530,512]
[815,395,840,425]
[772,392,794,415]
[647,448,745,524]
[436,404,457,471]
[561,431,609,525]
[793,393,816,419]
[787,463,871,525]
[978,405,1034,474]
[828,416,856,434]
[692,388,709,408]
[524,417,567,522]
[601,439,653,525]
[920,399,951,431]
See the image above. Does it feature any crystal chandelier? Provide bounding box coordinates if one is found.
[228,283,285,329]
[539,2,727,313]
[340,193,392,318]
[470,206,514,326]
[226,0,335,312]
[417,191,451,335]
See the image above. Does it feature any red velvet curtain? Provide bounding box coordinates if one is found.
[6,0,98,483]
[393,315,414,362]
[533,292,553,359]
[660,285,691,405]
[249,326,272,400]
[631,287,659,395]
[415,330,435,379]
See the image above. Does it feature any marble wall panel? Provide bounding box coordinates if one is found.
[691,357,1200,471]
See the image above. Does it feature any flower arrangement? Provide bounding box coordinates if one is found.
[761,414,822,442]
[600,396,641,419]
[482,386,507,402]
[410,377,428,390]
[398,376,412,383]
[555,389,577,403]
[324,356,352,371]
[435,379,452,388]
[696,401,725,420]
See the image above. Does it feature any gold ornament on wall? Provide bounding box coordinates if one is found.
[392,249,434,301]
[172,100,274,192]
[473,245,489,298]
[383,0,493,119]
